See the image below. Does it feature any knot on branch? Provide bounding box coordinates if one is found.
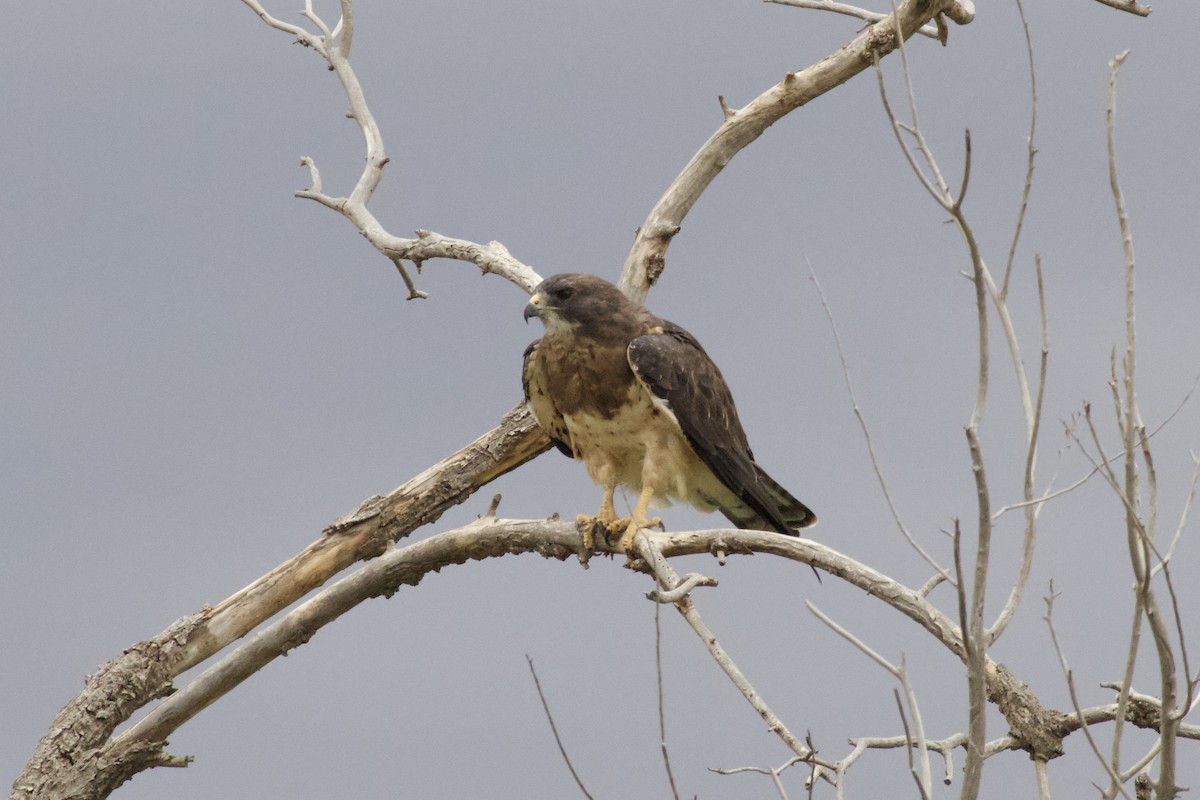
[1125,694,1163,730]
[862,21,899,63]
[325,494,387,535]
[987,662,1068,761]
[646,255,666,287]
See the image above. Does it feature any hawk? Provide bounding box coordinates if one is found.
[522,273,815,553]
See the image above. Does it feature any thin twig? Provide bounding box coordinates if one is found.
[892,11,952,199]
[1135,428,1194,712]
[527,656,595,800]
[984,0,1046,647]
[635,533,825,765]
[1070,407,1142,796]
[807,602,899,675]
[710,756,809,800]
[897,653,934,797]
[655,603,682,800]
[764,0,941,38]
[240,0,322,46]
[894,688,931,800]
[950,128,972,214]
[875,63,950,210]
[991,459,1098,517]
[1157,451,1200,571]
[1000,0,1038,300]
[986,253,1048,644]
[1044,585,1134,800]
[808,265,951,580]
[391,258,429,300]
[882,2,1052,732]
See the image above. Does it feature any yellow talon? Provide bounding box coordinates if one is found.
[615,484,662,553]
[574,514,597,551]
[617,516,662,554]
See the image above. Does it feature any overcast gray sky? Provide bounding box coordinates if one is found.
[4,2,1199,798]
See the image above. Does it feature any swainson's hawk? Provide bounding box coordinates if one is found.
[522,273,815,552]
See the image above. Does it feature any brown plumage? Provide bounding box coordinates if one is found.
[522,273,815,551]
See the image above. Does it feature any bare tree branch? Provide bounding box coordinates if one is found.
[986,252,1049,643]
[634,533,824,766]
[709,755,810,799]
[242,0,542,295]
[618,0,971,299]
[807,604,933,795]
[892,687,931,800]
[1156,450,1200,572]
[1090,0,1152,18]
[19,510,1193,799]
[1106,48,1180,799]
[765,0,942,39]
[876,21,995,797]
[1000,0,1039,301]
[11,406,549,799]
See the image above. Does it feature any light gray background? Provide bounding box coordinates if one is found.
[4,2,1198,798]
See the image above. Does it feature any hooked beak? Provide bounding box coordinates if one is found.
[523,292,544,324]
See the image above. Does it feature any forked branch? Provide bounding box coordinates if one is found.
[619,0,972,300]
[242,0,541,295]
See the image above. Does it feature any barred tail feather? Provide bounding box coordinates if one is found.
[719,466,816,535]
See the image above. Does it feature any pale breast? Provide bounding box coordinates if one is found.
[529,330,737,514]
[565,382,726,510]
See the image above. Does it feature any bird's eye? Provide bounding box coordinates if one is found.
[553,287,574,301]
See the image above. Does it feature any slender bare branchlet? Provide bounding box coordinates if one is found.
[527,656,596,800]
[709,754,813,800]
[653,603,682,800]
[633,532,825,766]
[806,602,933,795]
[809,264,952,580]
[765,0,943,39]
[1045,585,1135,800]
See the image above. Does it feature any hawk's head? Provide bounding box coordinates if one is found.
[523,273,632,335]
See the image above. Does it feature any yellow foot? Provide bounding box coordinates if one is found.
[575,514,600,551]
[616,517,663,554]
[604,516,630,535]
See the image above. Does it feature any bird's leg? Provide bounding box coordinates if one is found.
[576,485,618,551]
[597,485,618,526]
[617,484,662,554]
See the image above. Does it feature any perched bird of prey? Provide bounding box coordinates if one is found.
[522,273,815,553]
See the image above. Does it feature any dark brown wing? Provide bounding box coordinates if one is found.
[523,339,574,458]
[627,325,816,533]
